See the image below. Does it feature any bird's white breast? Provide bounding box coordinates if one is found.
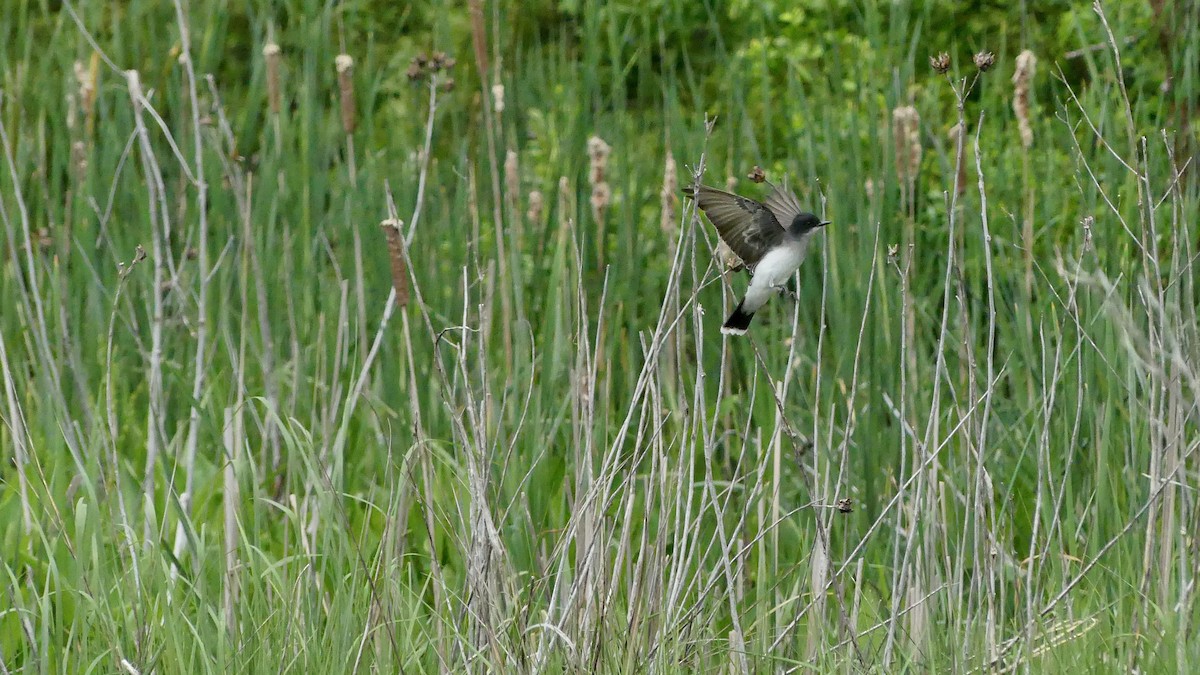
[750,237,808,289]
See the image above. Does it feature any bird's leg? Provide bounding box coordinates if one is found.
[774,278,801,302]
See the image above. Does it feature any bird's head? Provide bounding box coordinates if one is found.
[790,213,830,236]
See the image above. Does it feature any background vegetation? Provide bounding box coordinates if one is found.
[2,0,1198,671]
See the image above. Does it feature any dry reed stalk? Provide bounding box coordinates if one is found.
[263,43,282,115]
[125,69,169,545]
[660,151,677,240]
[948,122,967,196]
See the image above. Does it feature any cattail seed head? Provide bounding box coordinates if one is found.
[930,52,951,74]
[892,106,922,190]
[335,54,355,134]
[527,190,544,225]
[973,51,995,72]
[587,135,612,222]
[1012,50,1037,148]
[380,218,409,307]
[263,43,282,114]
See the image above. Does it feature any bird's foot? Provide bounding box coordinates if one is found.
[774,284,801,302]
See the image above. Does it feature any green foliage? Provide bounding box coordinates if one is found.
[1,0,1198,672]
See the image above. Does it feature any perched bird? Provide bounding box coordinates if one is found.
[684,182,828,335]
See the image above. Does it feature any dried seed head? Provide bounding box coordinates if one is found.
[891,106,922,189]
[747,165,766,183]
[973,51,995,72]
[589,182,611,221]
[930,52,951,74]
[491,83,505,114]
[406,61,424,81]
[263,43,282,115]
[1012,50,1037,148]
[836,498,853,513]
[586,135,611,185]
[527,190,544,225]
[430,51,456,71]
[379,218,409,307]
[335,54,355,134]
[440,78,455,92]
[587,135,612,222]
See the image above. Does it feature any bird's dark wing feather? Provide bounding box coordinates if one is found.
[762,181,804,227]
[684,185,784,267]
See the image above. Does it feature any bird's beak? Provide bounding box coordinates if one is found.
[818,220,831,227]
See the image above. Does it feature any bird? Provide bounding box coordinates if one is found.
[683,181,828,335]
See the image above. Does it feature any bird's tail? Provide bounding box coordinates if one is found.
[721,299,755,335]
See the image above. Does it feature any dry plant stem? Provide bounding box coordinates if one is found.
[468,0,513,365]
[126,70,170,546]
[104,248,148,608]
[406,78,440,246]
[201,75,283,472]
[972,111,1000,663]
[172,0,212,568]
[779,72,981,655]
[221,406,241,639]
[336,54,370,382]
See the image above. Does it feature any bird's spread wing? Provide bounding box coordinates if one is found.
[762,181,805,227]
[684,185,784,267]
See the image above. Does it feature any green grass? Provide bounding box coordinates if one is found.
[2,0,1198,672]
